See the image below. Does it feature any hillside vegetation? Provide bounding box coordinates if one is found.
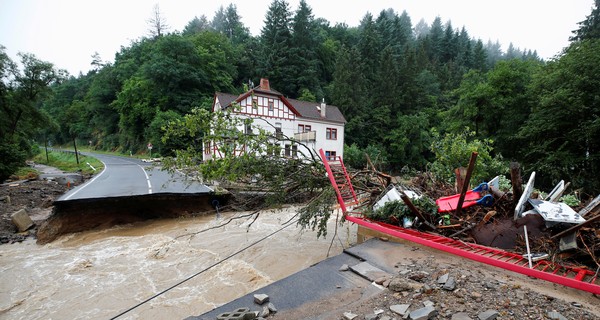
[1,0,599,194]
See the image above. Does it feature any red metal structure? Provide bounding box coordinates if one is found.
[319,149,600,294]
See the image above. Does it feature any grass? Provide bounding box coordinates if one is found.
[33,150,104,175]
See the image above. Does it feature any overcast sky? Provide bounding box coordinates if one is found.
[0,0,595,76]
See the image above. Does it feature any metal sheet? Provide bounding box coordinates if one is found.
[514,172,535,220]
[528,199,586,224]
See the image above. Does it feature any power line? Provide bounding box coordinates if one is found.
[110,218,298,319]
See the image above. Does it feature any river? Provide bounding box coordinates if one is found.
[0,206,355,319]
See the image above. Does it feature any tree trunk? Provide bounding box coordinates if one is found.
[456,152,478,215]
[510,162,522,206]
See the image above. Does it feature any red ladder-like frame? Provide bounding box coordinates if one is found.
[319,149,600,294]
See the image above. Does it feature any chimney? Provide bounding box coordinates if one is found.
[260,78,270,91]
[320,98,326,118]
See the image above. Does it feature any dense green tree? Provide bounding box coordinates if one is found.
[289,0,319,97]
[357,12,381,91]
[386,112,432,168]
[258,0,294,96]
[520,40,600,192]
[212,4,251,45]
[445,59,539,160]
[0,49,64,180]
[394,10,414,49]
[182,15,210,36]
[472,39,488,71]
[570,0,600,41]
[374,46,400,113]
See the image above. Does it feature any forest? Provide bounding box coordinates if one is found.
[1,0,599,194]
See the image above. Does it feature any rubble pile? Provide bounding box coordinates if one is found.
[349,160,600,271]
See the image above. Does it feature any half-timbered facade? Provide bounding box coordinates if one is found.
[204,78,346,161]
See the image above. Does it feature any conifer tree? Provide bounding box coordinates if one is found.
[259,0,294,96]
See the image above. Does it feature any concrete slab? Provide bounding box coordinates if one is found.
[11,209,34,232]
[188,240,388,320]
[349,261,389,281]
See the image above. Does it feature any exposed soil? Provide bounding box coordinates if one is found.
[0,179,66,244]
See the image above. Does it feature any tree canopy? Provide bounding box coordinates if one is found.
[1,0,598,195]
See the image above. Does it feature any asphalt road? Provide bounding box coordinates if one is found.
[58,152,212,201]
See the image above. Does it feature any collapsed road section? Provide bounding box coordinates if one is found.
[36,151,221,243]
[37,193,224,244]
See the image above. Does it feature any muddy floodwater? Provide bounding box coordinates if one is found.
[0,206,355,319]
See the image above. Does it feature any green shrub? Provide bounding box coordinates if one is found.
[429,129,507,184]
[366,197,437,225]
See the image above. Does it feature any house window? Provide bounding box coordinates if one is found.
[244,122,252,135]
[268,101,274,111]
[204,141,211,155]
[275,122,283,139]
[252,96,258,108]
[292,145,298,158]
[284,144,291,157]
[298,124,312,133]
[326,128,337,140]
[325,150,337,161]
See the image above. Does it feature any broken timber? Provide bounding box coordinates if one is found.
[319,149,600,295]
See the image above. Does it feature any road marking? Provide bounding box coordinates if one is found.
[139,164,153,194]
[63,159,107,200]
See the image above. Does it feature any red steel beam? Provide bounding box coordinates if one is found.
[346,216,600,294]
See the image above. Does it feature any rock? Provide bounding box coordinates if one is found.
[365,314,378,320]
[422,284,433,294]
[409,306,437,320]
[267,302,277,313]
[339,264,349,271]
[374,309,384,315]
[547,311,568,320]
[451,312,473,320]
[443,277,457,291]
[423,300,435,307]
[470,291,482,299]
[11,209,34,232]
[383,279,391,288]
[0,195,11,204]
[390,304,411,317]
[477,309,499,320]
[375,276,388,285]
[409,271,429,282]
[259,306,269,318]
[343,311,358,319]
[389,277,424,292]
[380,317,392,320]
[437,273,449,284]
[253,293,269,305]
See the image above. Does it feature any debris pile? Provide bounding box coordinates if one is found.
[349,153,600,271]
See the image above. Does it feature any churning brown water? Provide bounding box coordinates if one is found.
[0,206,354,319]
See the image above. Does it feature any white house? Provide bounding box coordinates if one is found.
[204,78,346,161]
